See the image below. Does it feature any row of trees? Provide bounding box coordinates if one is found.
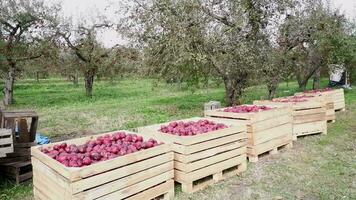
[1,0,355,106]
[0,0,138,105]
[127,0,356,105]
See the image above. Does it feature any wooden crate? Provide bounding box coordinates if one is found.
[293,94,335,122]
[205,106,293,162]
[254,100,327,140]
[0,142,36,164]
[0,160,33,184]
[0,129,14,158]
[297,88,345,111]
[137,117,247,193]
[31,130,175,200]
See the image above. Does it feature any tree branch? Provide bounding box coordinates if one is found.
[200,3,236,28]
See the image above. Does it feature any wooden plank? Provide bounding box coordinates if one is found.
[205,106,291,123]
[14,142,37,148]
[293,121,326,136]
[247,114,292,132]
[73,162,173,199]
[182,132,246,154]
[0,129,12,136]
[247,134,292,155]
[175,147,246,172]
[249,123,292,145]
[1,111,38,118]
[97,170,174,200]
[293,107,325,116]
[71,152,174,193]
[0,137,13,145]
[175,154,245,182]
[174,140,246,163]
[293,113,326,124]
[125,180,174,200]
[205,109,252,120]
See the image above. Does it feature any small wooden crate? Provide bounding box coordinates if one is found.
[0,161,33,184]
[137,117,247,193]
[254,100,327,140]
[31,130,175,200]
[205,106,293,162]
[297,88,345,111]
[0,129,14,158]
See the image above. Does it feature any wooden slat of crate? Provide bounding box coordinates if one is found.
[74,162,174,199]
[204,106,290,123]
[293,113,326,124]
[137,117,247,193]
[247,114,291,132]
[175,146,246,172]
[249,123,292,145]
[31,130,174,200]
[174,140,245,163]
[293,121,327,137]
[0,129,13,158]
[175,154,246,193]
[247,134,292,156]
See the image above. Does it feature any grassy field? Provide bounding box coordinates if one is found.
[0,78,355,200]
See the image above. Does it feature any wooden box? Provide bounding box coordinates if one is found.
[205,106,293,162]
[31,130,174,200]
[137,117,247,193]
[297,88,345,111]
[0,129,14,158]
[254,100,327,140]
[294,94,335,122]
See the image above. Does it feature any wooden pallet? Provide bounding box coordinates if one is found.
[254,100,327,140]
[0,129,13,158]
[137,117,247,193]
[0,160,33,184]
[31,130,175,200]
[248,141,293,162]
[0,142,36,164]
[205,106,293,163]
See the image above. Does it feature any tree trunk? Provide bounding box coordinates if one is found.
[36,71,40,83]
[267,84,277,100]
[223,78,244,106]
[3,65,16,105]
[84,69,95,97]
[313,67,321,89]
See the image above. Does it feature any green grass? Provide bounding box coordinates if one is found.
[0,78,355,200]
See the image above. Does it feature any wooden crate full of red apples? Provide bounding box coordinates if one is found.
[254,96,327,140]
[137,117,247,193]
[296,88,345,112]
[205,105,293,162]
[293,94,335,122]
[31,131,174,200]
